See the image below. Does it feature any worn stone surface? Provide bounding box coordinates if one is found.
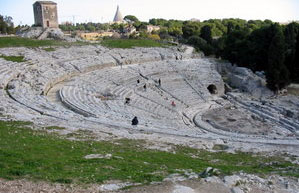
[1,174,298,193]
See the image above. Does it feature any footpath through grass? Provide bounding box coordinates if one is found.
[101,38,166,48]
[0,121,298,185]
[0,37,87,48]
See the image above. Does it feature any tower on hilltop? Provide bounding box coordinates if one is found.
[113,5,123,23]
[33,1,58,28]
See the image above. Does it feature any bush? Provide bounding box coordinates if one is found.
[148,34,160,40]
[188,36,214,56]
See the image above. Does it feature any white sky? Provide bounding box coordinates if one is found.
[0,0,298,25]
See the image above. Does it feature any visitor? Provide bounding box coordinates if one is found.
[158,78,161,86]
[132,116,138,125]
[171,101,176,107]
[125,97,130,104]
[137,79,140,84]
[143,84,147,91]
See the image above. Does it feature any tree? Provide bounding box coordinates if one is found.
[188,36,214,56]
[0,15,15,34]
[59,24,68,31]
[245,24,277,72]
[77,25,85,31]
[136,22,148,31]
[284,22,299,82]
[221,28,250,65]
[149,18,167,26]
[284,22,298,49]
[124,15,139,23]
[292,33,299,82]
[159,28,171,40]
[168,27,182,38]
[200,25,212,44]
[86,25,96,32]
[266,24,290,91]
[182,22,201,39]
[223,19,247,34]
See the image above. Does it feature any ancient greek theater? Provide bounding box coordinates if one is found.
[1,45,298,154]
[1,0,299,191]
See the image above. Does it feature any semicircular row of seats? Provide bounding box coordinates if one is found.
[57,59,222,129]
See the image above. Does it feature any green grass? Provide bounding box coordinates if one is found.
[0,55,25,63]
[0,121,298,185]
[0,37,165,50]
[42,47,56,52]
[0,37,87,48]
[101,38,166,49]
[45,126,65,130]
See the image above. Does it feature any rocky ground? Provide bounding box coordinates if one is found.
[1,173,299,193]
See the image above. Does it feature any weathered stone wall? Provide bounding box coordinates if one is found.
[42,4,58,28]
[33,3,43,27]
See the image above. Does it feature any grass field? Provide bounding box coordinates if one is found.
[0,121,298,185]
[101,38,166,48]
[0,37,86,48]
[0,55,25,63]
[0,37,165,49]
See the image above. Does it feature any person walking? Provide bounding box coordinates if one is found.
[171,101,176,107]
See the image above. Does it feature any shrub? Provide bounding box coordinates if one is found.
[148,34,160,40]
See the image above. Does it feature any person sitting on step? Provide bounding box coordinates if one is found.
[132,116,139,125]
[125,97,130,104]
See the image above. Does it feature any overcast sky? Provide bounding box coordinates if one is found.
[0,0,298,25]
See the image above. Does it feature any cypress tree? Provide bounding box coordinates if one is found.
[293,33,299,82]
[200,25,212,44]
[284,22,299,81]
[266,24,290,91]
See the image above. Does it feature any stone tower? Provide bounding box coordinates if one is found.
[113,5,123,23]
[33,1,58,28]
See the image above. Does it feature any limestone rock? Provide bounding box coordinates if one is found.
[99,182,135,191]
[84,154,112,159]
[215,61,273,98]
[17,27,77,42]
[173,185,195,193]
[224,175,242,187]
[231,187,244,193]
[200,167,220,178]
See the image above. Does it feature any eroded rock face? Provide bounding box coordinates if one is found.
[16,27,43,39]
[215,61,273,98]
[17,27,77,42]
